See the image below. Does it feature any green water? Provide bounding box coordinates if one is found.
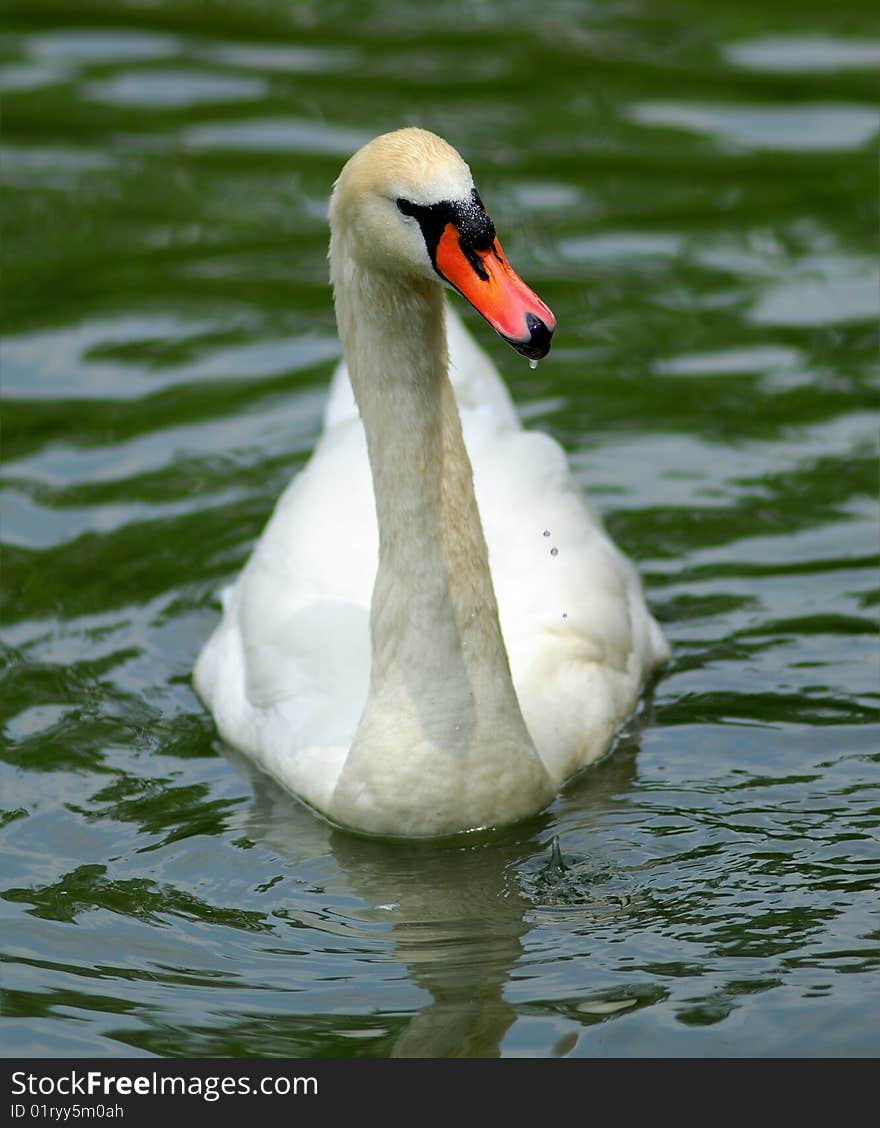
[2,0,878,1057]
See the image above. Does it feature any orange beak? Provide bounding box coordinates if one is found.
[435,224,556,360]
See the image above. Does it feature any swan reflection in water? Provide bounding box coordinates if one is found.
[223,719,647,1059]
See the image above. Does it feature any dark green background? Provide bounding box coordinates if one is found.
[2,0,878,1056]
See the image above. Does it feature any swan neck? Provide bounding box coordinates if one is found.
[337,267,507,680]
[326,238,549,835]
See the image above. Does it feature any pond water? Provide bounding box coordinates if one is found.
[2,0,878,1057]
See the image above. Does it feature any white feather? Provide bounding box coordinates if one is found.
[194,128,668,836]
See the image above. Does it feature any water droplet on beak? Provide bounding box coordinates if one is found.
[528,358,538,371]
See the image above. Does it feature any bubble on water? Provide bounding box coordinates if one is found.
[518,839,642,916]
[550,547,558,556]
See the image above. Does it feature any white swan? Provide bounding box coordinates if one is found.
[194,127,669,837]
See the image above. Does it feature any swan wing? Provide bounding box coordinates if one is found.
[195,311,667,799]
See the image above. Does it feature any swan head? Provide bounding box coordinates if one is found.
[330,127,555,360]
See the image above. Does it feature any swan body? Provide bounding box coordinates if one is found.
[194,128,669,836]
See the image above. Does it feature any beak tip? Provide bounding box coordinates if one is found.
[512,312,554,360]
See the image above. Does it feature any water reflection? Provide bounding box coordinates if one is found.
[83,70,268,109]
[222,711,651,1057]
[630,100,879,152]
[725,35,880,73]
[234,749,539,1057]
